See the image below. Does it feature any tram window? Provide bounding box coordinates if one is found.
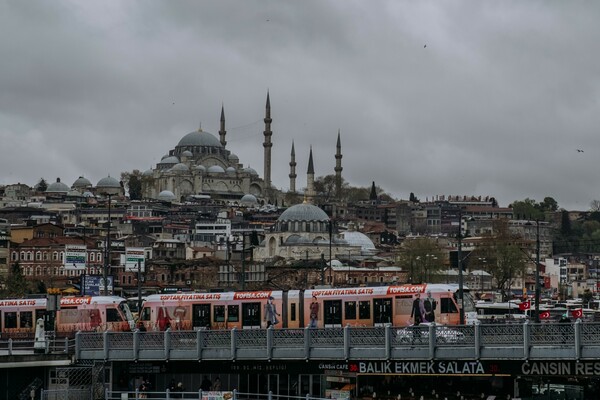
[140,307,151,321]
[291,303,297,321]
[227,305,239,322]
[345,301,357,320]
[106,308,122,322]
[358,301,371,319]
[214,305,225,322]
[5,312,17,328]
[20,311,33,328]
[441,298,458,313]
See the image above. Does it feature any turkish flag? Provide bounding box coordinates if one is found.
[571,308,583,319]
[518,301,531,311]
[539,311,551,319]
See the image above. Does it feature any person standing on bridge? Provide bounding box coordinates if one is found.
[424,291,437,322]
[264,296,280,328]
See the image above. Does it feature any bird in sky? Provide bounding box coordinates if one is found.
[424,44,427,48]
[577,149,584,153]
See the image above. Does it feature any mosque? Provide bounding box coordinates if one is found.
[140,94,275,203]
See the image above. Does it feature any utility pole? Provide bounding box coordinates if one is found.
[534,220,541,323]
[241,233,246,290]
[137,259,143,315]
[458,209,465,325]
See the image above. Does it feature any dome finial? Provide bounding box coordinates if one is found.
[198,122,202,132]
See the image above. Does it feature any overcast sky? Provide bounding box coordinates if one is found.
[1,1,599,210]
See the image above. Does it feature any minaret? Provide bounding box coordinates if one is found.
[289,141,297,193]
[263,92,273,188]
[219,104,227,147]
[369,181,378,202]
[335,130,343,199]
[306,146,316,204]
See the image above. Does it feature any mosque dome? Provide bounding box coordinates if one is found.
[207,165,225,173]
[194,165,207,172]
[226,166,236,174]
[46,178,70,194]
[159,156,179,165]
[181,150,193,157]
[72,176,92,189]
[240,194,258,205]
[228,153,239,163]
[161,154,170,160]
[285,235,311,245]
[342,229,376,254]
[278,203,330,222]
[170,163,189,172]
[244,166,258,176]
[158,190,176,202]
[67,189,82,197]
[143,169,153,176]
[177,129,223,148]
[82,191,95,198]
[96,176,121,189]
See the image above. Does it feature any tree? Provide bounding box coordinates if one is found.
[590,200,600,212]
[1,263,30,298]
[471,219,528,301]
[35,178,48,192]
[399,238,444,283]
[409,192,420,203]
[121,170,144,200]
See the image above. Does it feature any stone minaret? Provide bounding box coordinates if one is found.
[263,92,273,188]
[335,130,343,199]
[289,141,297,193]
[369,181,378,202]
[219,104,226,147]
[306,146,316,204]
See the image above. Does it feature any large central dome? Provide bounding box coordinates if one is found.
[278,203,330,222]
[177,129,223,148]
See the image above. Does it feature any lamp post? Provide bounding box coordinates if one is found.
[457,209,465,325]
[137,259,143,315]
[328,220,333,286]
[103,193,112,295]
[534,220,541,323]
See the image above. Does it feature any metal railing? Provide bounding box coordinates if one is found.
[4,320,600,361]
[73,320,600,362]
[41,389,329,400]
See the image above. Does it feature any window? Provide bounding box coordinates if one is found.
[291,303,297,322]
[12,252,18,261]
[214,305,225,322]
[106,308,122,322]
[53,252,58,261]
[140,307,151,321]
[227,305,239,322]
[20,311,33,328]
[5,312,17,329]
[90,253,95,262]
[345,301,357,320]
[43,252,49,261]
[36,252,41,261]
[359,301,371,319]
[440,298,458,314]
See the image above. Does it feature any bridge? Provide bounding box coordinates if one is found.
[71,320,599,362]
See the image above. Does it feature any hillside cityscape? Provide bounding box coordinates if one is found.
[1,97,598,307]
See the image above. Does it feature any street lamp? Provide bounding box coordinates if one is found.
[457,209,465,325]
[103,193,112,295]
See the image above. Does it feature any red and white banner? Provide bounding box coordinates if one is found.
[539,311,551,319]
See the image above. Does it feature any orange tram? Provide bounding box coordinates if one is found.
[0,296,135,337]
[138,284,477,331]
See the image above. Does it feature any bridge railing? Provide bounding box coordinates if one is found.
[71,320,600,362]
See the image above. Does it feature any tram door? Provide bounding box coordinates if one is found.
[323,300,342,328]
[192,304,211,329]
[374,298,392,326]
[242,302,261,329]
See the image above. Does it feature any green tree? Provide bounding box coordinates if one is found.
[35,178,48,192]
[1,263,30,298]
[121,170,144,200]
